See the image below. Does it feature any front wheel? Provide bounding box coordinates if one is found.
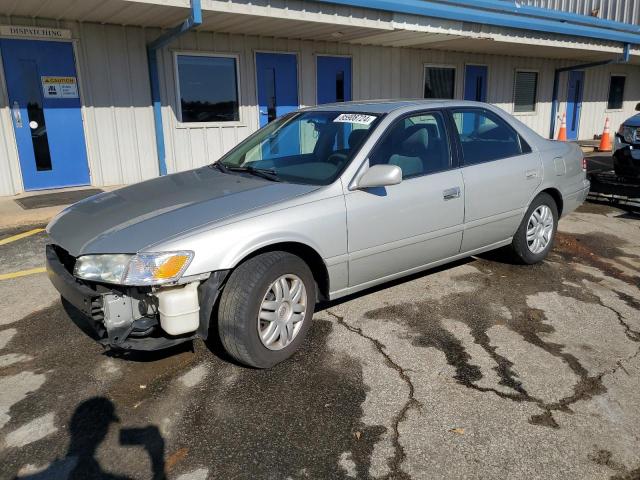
[217,251,316,368]
[509,192,558,264]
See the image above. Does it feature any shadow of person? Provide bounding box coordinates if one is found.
[16,397,166,480]
[66,397,131,480]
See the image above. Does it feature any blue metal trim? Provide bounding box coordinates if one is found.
[439,0,640,35]
[314,0,640,45]
[147,0,202,176]
[549,43,632,139]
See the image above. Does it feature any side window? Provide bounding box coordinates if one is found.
[451,109,523,165]
[369,112,450,179]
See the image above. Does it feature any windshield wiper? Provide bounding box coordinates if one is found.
[226,165,281,182]
[211,162,229,173]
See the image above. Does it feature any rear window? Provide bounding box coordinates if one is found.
[451,108,526,165]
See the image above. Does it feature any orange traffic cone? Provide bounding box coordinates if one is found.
[556,113,567,141]
[597,117,612,152]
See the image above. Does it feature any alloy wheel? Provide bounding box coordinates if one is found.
[526,204,554,254]
[257,274,307,350]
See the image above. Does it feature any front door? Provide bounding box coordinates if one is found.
[255,52,299,128]
[316,56,352,104]
[566,70,584,140]
[345,111,465,288]
[464,65,488,102]
[1,39,90,190]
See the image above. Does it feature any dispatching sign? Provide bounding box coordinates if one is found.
[41,76,79,99]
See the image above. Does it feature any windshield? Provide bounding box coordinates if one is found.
[217,111,382,185]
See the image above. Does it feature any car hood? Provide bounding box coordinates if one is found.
[623,113,640,128]
[47,167,318,257]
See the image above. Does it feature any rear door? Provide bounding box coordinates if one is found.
[450,108,542,252]
[345,110,465,288]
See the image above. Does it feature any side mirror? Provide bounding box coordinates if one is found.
[356,164,402,189]
[636,102,640,111]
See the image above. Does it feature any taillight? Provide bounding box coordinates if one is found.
[582,157,587,171]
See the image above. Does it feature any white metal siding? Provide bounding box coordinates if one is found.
[159,30,639,172]
[521,0,640,25]
[1,17,639,195]
[580,63,640,138]
[76,22,158,186]
[0,71,22,195]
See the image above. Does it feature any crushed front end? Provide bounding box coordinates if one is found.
[46,244,227,351]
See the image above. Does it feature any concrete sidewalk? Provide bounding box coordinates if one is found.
[0,186,121,229]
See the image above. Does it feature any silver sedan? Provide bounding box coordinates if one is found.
[46,100,590,367]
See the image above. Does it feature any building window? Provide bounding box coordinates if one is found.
[513,70,538,113]
[424,66,455,99]
[176,54,240,123]
[607,75,626,110]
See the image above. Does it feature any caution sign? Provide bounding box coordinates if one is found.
[41,76,79,99]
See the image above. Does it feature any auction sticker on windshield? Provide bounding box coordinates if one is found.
[333,113,377,125]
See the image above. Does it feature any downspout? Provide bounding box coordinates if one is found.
[147,0,202,176]
[549,43,631,139]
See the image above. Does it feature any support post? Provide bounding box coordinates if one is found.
[147,0,202,176]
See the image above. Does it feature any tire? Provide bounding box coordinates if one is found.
[217,251,316,368]
[509,192,558,265]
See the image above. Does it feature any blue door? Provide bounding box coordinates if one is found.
[316,56,352,104]
[464,65,488,102]
[1,39,90,191]
[256,52,299,128]
[566,70,584,140]
[462,65,488,134]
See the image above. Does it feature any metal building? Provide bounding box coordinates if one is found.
[0,0,639,196]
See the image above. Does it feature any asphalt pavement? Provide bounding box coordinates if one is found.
[0,200,639,480]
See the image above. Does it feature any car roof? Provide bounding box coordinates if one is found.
[304,99,487,114]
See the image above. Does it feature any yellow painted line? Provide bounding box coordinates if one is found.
[0,228,45,246]
[0,267,47,281]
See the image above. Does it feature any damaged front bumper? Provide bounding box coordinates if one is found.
[46,244,228,351]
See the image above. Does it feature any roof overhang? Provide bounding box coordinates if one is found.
[1,0,638,64]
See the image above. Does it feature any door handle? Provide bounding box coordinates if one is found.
[12,101,23,128]
[525,169,538,179]
[443,187,461,200]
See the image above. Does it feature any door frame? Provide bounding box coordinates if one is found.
[253,50,301,127]
[0,32,92,192]
[566,70,584,141]
[463,63,489,102]
[314,53,353,105]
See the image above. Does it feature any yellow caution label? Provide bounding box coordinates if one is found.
[41,76,76,84]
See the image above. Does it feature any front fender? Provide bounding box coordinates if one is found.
[151,194,348,277]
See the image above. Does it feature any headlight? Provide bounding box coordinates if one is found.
[74,251,193,286]
[618,125,636,144]
[74,254,132,284]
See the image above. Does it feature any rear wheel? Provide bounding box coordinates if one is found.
[509,192,558,264]
[217,251,316,368]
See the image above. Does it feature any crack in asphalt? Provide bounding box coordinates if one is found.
[610,291,640,343]
[327,310,419,480]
